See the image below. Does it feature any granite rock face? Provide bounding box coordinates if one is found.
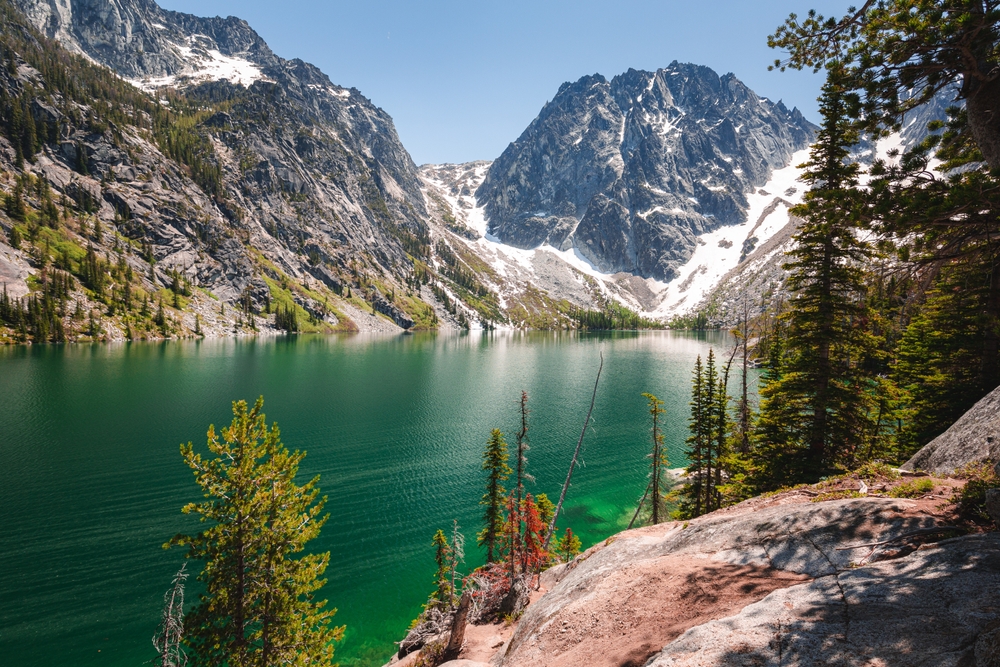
[902,383,1000,474]
[648,533,1000,667]
[493,493,997,667]
[477,63,816,281]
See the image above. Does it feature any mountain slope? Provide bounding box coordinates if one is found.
[0,0,437,342]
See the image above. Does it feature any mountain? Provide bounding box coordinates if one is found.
[0,0,432,342]
[416,65,818,327]
[476,63,816,282]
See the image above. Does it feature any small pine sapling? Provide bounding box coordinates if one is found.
[557,528,582,563]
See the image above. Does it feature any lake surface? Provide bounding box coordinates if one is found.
[0,330,735,666]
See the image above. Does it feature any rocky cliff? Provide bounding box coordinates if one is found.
[476,63,816,282]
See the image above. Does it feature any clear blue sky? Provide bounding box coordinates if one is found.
[158,0,850,165]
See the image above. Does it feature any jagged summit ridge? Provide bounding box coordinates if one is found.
[13,0,276,86]
[477,61,816,282]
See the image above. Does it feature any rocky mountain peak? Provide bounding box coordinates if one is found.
[477,62,816,281]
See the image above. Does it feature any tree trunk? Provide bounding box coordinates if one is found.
[965,72,1000,172]
[445,592,472,659]
[981,249,1000,390]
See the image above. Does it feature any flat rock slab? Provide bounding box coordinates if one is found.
[497,497,952,667]
[648,533,1000,667]
[903,383,1000,474]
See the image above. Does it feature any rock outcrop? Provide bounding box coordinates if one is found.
[903,383,1000,474]
[648,532,1000,667]
[496,493,974,667]
[418,471,998,667]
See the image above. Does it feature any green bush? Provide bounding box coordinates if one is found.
[952,460,999,523]
[888,478,935,498]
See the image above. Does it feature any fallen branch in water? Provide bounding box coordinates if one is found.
[627,481,652,530]
[534,352,603,588]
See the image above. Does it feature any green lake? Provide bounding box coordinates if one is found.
[0,330,735,666]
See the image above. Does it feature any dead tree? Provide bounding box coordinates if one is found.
[152,564,188,667]
[541,353,603,563]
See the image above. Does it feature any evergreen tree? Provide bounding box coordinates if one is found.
[556,528,582,563]
[519,494,547,573]
[641,392,668,524]
[168,398,343,667]
[702,350,718,512]
[534,492,555,543]
[681,356,707,517]
[430,529,452,606]
[478,428,511,563]
[894,254,1000,452]
[752,65,876,486]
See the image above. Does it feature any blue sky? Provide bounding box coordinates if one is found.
[159,0,850,165]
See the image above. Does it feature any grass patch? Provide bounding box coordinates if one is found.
[888,478,935,498]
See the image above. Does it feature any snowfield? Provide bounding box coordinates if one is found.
[128,36,266,91]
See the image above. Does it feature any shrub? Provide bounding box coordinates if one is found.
[952,460,999,523]
[888,478,935,498]
[854,462,901,482]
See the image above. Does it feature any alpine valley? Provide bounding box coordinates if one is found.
[0,0,949,342]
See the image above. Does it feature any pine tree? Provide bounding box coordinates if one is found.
[641,392,668,524]
[680,356,707,517]
[520,494,547,574]
[894,254,1000,453]
[478,428,511,563]
[702,350,718,513]
[430,529,452,606]
[534,492,555,543]
[168,398,343,667]
[556,528,582,563]
[752,65,876,486]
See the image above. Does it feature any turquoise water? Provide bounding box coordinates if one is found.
[0,331,731,666]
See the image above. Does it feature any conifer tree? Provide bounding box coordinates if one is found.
[641,392,668,524]
[520,494,547,573]
[702,350,718,512]
[682,356,707,517]
[478,428,511,563]
[753,64,876,486]
[894,255,1000,452]
[534,492,555,543]
[556,528,582,563]
[431,529,452,606]
[169,397,343,667]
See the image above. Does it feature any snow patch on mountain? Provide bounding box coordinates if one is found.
[650,148,808,317]
[128,37,265,91]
